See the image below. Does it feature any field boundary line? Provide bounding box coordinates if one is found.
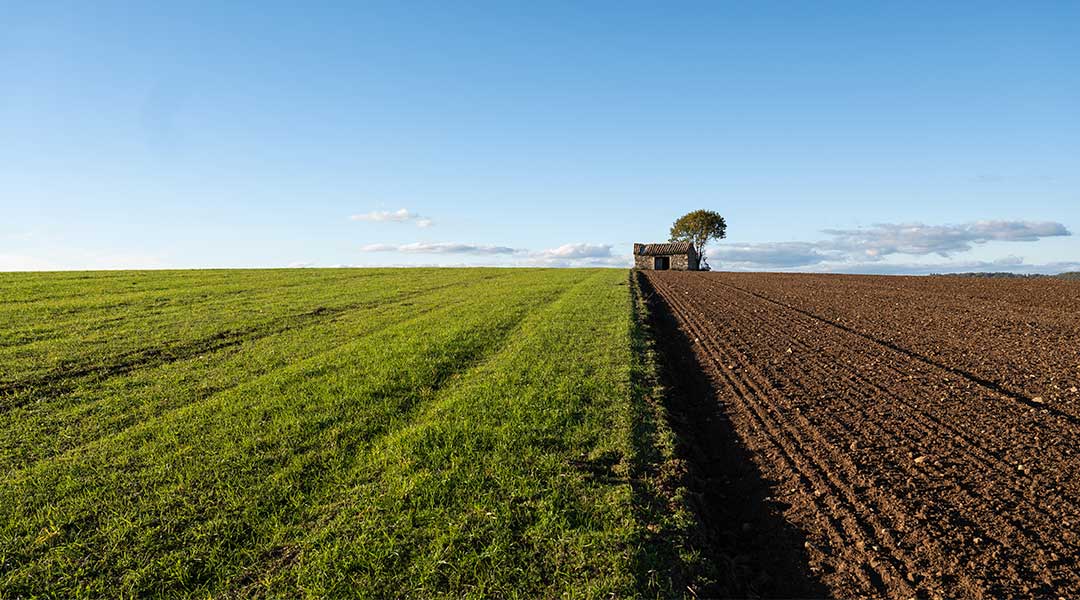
[649,274,921,597]
[623,270,696,596]
[637,273,833,598]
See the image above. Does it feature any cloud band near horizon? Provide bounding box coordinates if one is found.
[709,220,1070,269]
[346,219,1071,273]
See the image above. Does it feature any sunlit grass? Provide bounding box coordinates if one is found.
[0,268,691,598]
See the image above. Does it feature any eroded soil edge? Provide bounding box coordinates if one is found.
[635,271,825,598]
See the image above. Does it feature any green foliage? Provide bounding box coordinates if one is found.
[669,210,727,262]
[0,268,685,598]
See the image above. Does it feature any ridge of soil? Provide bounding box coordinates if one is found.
[645,270,1080,600]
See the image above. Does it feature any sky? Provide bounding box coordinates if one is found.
[2,1,1078,273]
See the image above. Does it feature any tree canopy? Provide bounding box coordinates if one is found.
[669,210,727,265]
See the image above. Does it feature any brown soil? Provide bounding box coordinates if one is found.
[643,270,1080,599]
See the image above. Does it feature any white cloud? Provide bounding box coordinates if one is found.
[349,208,433,228]
[349,208,414,222]
[523,255,630,268]
[355,240,628,267]
[817,258,1080,276]
[517,243,624,267]
[711,242,835,269]
[358,243,398,252]
[537,243,613,259]
[709,220,1071,271]
[360,242,522,255]
[709,252,1047,275]
[821,220,1070,259]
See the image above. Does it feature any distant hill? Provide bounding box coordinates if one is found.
[933,271,1080,280]
[933,272,1046,279]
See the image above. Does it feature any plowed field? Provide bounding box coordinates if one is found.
[644,271,1080,599]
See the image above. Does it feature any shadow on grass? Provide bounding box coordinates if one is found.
[632,272,827,599]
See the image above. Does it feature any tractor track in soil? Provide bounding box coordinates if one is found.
[644,271,1080,599]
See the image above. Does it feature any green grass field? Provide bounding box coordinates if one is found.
[0,268,695,598]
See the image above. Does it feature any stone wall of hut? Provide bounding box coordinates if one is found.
[634,251,700,270]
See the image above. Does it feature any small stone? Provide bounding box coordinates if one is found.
[1070,387,1078,393]
[1032,396,1046,405]
[786,347,793,354]
[914,455,930,465]
[849,441,859,451]
[973,537,982,544]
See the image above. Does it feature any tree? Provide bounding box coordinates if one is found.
[669,210,727,268]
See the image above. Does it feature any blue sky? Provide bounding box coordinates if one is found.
[2,1,1078,272]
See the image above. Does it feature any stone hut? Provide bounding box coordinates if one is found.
[633,242,700,271]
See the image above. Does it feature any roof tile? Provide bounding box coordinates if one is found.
[636,242,695,255]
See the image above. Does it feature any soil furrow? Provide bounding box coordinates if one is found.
[678,277,1074,595]
[710,273,1080,420]
[706,275,1080,526]
[694,276,1080,508]
[693,275,1080,488]
[645,271,1080,599]
[650,275,917,596]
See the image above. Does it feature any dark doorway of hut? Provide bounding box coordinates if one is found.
[653,256,670,270]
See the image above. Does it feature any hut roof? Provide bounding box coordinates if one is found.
[636,242,695,256]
